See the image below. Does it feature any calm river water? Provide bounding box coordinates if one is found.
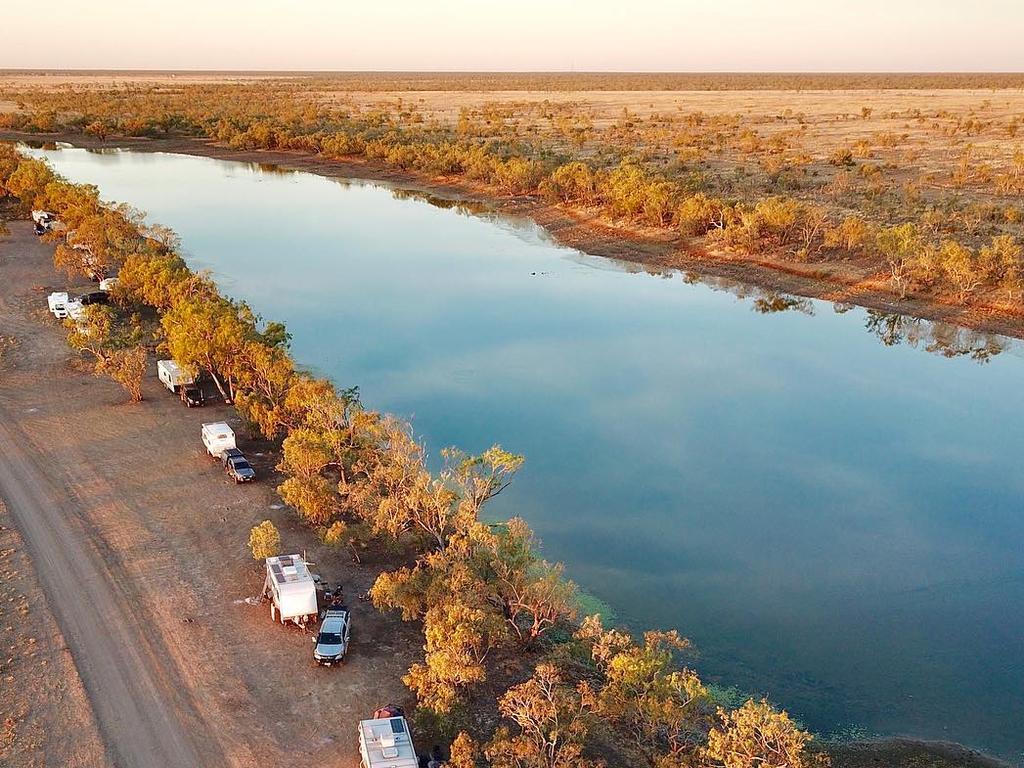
[26,144,1024,762]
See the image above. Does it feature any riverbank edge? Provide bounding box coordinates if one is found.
[2,139,1017,768]
[5,129,1024,342]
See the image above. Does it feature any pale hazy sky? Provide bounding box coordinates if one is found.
[4,0,1023,71]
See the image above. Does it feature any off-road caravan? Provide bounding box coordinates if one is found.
[158,359,195,393]
[263,554,318,625]
[47,292,69,318]
[358,714,418,768]
[200,422,235,457]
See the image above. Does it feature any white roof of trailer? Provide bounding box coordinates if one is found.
[266,554,314,593]
[359,717,418,768]
[202,422,232,435]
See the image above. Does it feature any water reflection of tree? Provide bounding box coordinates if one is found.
[864,310,1004,362]
[390,186,489,216]
[683,271,1006,363]
[752,293,814,315]
[684,273,816,315]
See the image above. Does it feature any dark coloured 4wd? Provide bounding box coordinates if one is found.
[180,383,205,408]
[221,448,256,483]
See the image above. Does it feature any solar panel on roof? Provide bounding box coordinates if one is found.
[390,718,406,734]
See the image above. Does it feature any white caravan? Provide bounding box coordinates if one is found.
[31,208,56,227]
[263,554,319,625]
[358,716,418,768]
[158,359,195,393]
[200,422,235,457]
[47,291,69,318]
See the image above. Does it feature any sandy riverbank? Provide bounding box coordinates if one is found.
[5,129,1024,342]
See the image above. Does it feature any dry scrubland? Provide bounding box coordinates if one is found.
[5,72,1024,334]
[1,73,1022,768]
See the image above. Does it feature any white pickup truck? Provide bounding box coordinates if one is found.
[313,608,351,666]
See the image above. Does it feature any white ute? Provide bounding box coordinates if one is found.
[158,359,195,393]
[263,554,319,625]
[200,421,235,457]
[358,715,418,768]
[313,607,351,666]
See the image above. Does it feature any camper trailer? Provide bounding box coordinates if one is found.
[47,292,69,318]
[158,359,195,393]
[358,715,418,768]
[263,554,318,625]
[200,422,235,457]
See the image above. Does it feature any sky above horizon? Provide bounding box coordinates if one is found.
[4,0,1022,72]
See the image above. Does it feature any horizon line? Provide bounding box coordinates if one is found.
[4,68,1024,76]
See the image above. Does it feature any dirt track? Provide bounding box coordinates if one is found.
[0,417,211,767]
[0,225,211,767]
[0,220,418,767]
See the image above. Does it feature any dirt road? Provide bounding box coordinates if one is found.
[0,418,211,768]
[0,224,212,767]
[0,220,418,767]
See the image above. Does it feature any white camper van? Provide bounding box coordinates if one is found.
[47,292,69,318]
[358,716,418,768]
[158,359,195,393]
[201,422,235,457]
[263,554,319,625]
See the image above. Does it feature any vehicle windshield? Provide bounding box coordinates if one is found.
[318,632,342,645]
[233,460,251,470]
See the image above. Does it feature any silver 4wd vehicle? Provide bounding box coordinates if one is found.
[313,608,351,666]
[221,448,256,483]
